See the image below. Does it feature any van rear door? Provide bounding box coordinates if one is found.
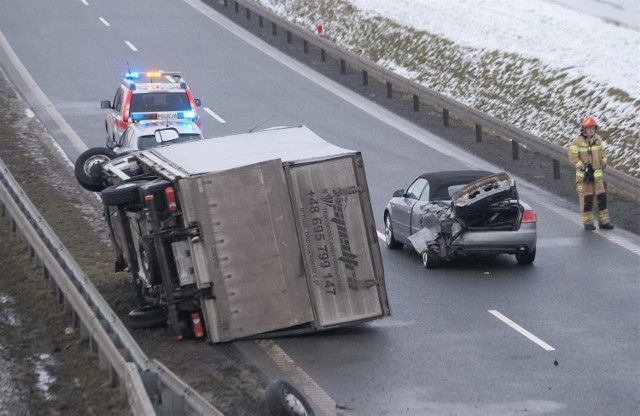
[286,154,389,328]
[178,160,313,342]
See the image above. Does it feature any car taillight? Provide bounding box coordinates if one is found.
[122,90,132,122]
[522,209,537,223]
[165,187,177,213]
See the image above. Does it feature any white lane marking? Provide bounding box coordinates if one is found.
[257,340,336,415]
[80,0,88,5]
[377,230,385,241]
[124,41,138,51]
[99,17,110,27]
[203,107,226,123]
[164,75,176,83]
[0,31,87,152]
[489,310,555,351]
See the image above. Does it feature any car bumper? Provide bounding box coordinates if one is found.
[450,223,537,255]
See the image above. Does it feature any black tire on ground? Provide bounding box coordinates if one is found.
[384,213,404,249]
[516,248,536,265]
[74,147,117,192]
[422,249,443,269]
[265,380,315,416]
[128,305,167,329]
[100,181,147,206]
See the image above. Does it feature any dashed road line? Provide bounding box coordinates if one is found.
[80,0,88,5]
[489,310,555,351]
[99,17,110,27]
[203,107,226,123]
[124,41,137,52]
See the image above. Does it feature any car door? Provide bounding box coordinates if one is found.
[392,178,427,241]
[106,88,123,141]
[409,180,431,236]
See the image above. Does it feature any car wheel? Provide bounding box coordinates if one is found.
[128,305,167,329]
[515,248,536,265]
[384,214,403,249]
[74,147,117,192]
[100,181,147,206]
[422,249,443,269]
[265,380,315,416]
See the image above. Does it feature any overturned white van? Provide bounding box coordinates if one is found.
[76,125,391,343]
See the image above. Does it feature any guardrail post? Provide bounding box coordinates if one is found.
[272,22,277,36]
[413,95,419,112]
[287,31,292,44]
[443,109,449,126]
[320,49,326,62]
[362,70,368,86]
[259,15,263,27]
[303,39,308,53]
[512,140,520,160]
[553,159,561,179]
[386,82,392,98]
[246,8,250,19]
[475,124,482,142]
[223,0,228,6]
[340,59,346,74]
[234,1,239,13]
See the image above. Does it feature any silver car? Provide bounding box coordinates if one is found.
[383,170,537,268]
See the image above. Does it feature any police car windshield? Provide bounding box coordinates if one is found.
[130,92,191,113]
[138,133,203,150]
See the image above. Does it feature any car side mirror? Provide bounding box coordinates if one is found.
[393,189,405,198]
[100,100,112,109]
[194,98,201,107]
[106,139,118,149]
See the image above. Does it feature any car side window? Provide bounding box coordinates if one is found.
[419,182,431,201]
[405,178,427,200]
[113,89,123,113]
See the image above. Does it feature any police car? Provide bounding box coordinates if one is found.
[108,119,204,155]
[100,71,202,144]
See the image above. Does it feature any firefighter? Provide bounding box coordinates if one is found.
[568,116,614,230]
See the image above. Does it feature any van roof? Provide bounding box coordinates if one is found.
[147,125,356,175]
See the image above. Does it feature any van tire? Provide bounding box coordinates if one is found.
[101,181,146,206]
[128,306,167,329]
[265,380,315,416]
[74,147,117,192]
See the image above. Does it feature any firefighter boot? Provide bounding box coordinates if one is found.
[584,224,596,231]
[599,223,614,230]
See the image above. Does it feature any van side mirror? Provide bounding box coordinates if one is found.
[101,100,112,109]
[106,139,117,149]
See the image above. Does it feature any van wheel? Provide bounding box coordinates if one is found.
[265,380,315,416]
[516,248,536,265]
[74,147,117,192]
[422,250,442,269]
[128,306,167,329]
[101,181,147,206]
[384,214,403,249]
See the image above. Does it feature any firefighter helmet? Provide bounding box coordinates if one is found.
[582,117,598,128]
[581,116,598,137]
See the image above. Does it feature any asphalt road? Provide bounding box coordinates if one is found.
[1,0,638,414]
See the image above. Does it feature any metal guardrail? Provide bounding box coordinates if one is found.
[211,0,639,199]
[0,158,223,416]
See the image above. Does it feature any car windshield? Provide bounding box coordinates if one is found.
[138,133,202,150]
[130,92,191,113]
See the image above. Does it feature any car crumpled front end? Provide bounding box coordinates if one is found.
[408,172,530,261]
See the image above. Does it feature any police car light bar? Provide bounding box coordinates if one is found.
[125,71,182,81]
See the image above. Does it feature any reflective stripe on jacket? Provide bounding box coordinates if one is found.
[568,134,608,180]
